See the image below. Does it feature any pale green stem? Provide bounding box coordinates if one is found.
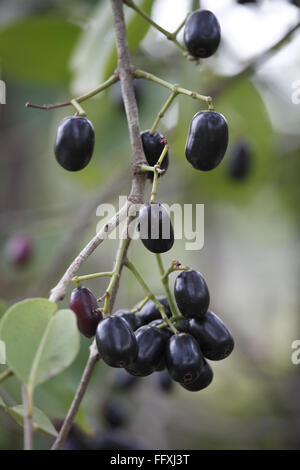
[71,272,113,283]
[135,69,213,107]
[150,90,178,135]
[0,368,13,383]
[155,254,180,320]
[124,260,178,334]
[130,296,150,314]
[150,144,169,204]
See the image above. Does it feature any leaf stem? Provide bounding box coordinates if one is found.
[124,260,178,334]
[21,385,33,451]
[134,69,213,107]
[0,368,13,383]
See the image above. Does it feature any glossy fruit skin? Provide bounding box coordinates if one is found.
[173,318,191,333]
[54,116,95,171]
[135,296,171,325]
[228,140,252,180]
[166,333,203,384]
[148,319,173,340]
[96,317,137,368]
[185,111,228,171]
[157,369,174,393]
[125,326,167,376]
[180,359,213,392]
[184,10,221,58]
[113,309,142,331]
[5,235,33,266]
[189,311,234,360]
[138,203,174,254]
[140,130,169,179]
[174,270,210,319]
[69,286,101,338]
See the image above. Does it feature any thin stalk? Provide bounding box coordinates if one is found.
[134,69,213,107]
[26,74,119,113]
[21,385,33,451]
[0,368,13,383]
[131,295,150,314]
[150,144,168,204]
[125,260,178,334]
[155,254,179,319]
[71,272,113,283]
[150,90,178,135]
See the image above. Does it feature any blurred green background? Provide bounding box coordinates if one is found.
[0,0,299,450]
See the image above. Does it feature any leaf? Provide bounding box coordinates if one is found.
[0,299,80,390]
[70,0,155,94]
[0,300,8,319]
[6,405,58,437]
[0,15,81,85]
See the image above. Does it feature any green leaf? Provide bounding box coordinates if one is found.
[0,299,80,390]
[71,0,154,94]
[0,300,8,319]
[6,405,58,437]
[0,15,81,85]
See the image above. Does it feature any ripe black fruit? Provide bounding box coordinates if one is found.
[138,203,174,254]
[180,359,213,392]
[166,333,203,383]
[189,311,234,360]
[148,319,173,340]
[135,296,171,325]
[113,309,142,331]
[174,270,210,319]
[140,130,169,179]
[54,116,95,171]
[227,140,252,180]
[96,317,137,368]
[126,326,167,376]
[184,10,221,58]
[185,111,228,171]
[69,286,101,338]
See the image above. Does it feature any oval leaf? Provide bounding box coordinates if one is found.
[0,299,80,390]
[6,405,58,437]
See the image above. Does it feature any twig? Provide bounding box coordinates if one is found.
[49,202,130,303]
[21,384,33,451]
[51,342,100,450]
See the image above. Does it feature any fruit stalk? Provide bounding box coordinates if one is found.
[150,90,178,135]
[71,272,113,284]
[150,144,169,204]
[124,260,178,334]
[134,69,213,107]
[155,254,180,320]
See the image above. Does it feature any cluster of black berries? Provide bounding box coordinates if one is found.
[70,268,234,393]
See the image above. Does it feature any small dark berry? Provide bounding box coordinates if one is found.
[174,270,210,319]
[189,311,234,360]
[138,203,174,254]
[96,316,137,368]
[184,10,221,58]
[113,309,142,331]
[126,325,167,377]
[69,286,101,338]
[101,399,128,429]
[54,116,95,171]
[180,359,213,391]
[141,130,169,179]
[166,333,203,383]
[185,111,228,171]
[135,296,171,325]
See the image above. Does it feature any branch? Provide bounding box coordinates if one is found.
[51,342,100,450]
[49,202,130,303]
